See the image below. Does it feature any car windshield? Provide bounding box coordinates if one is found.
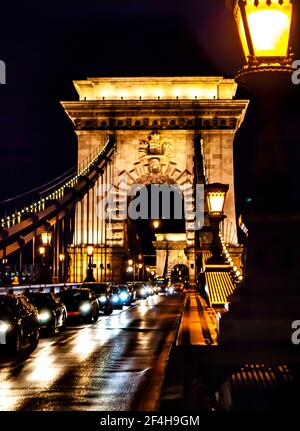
[87,284,107,294]
[60,290,89,303]
[26,294,53,308]
[0,296,16,314]
[111,287,120,293]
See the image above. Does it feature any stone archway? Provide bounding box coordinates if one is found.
[152,232,195,283]
[171,264,189,286]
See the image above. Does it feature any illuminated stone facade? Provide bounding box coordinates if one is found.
[62,77,248,283]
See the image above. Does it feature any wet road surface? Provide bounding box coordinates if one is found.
[0,294,183,411]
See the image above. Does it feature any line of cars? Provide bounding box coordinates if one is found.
[0,281,160,354]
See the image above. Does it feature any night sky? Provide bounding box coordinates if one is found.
[0,0,299,215]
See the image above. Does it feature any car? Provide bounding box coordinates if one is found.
[173,283,184,293]
[82,283,113,315]
[58,288,99,323]
[117,285,134,306]
[152,283,162,295]
[144,284,154,296]
[154,278,168,293]
[109,286,123,309]
[25,291,67,335]
[134,282,148,299]
[0,294,40,353]
[166,283,185,295]
[166,285,175,295]
[126,284,136,303]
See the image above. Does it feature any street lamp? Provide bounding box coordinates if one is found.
[137,263,143,280]
[84,244,96,282]
[206,183,229,265]
[39,246,46,257]
[126,259,134,280]
[227,0,294,85]
[87,245,94,257]
[217,0,299,359]
[59,253,65,283]
[38,245,48,284]
[152,220,160,229]
[206,183,228,216]
[41,230,52,247]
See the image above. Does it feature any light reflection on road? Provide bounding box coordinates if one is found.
[0,295,183,411]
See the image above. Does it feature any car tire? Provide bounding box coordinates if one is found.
[87,308,99,323]
[93,309,99,322]
[29,328,39,350]
[104,305,113,315]
[9,330,21,354]
[60,313,66,332]
[47,317,56,336]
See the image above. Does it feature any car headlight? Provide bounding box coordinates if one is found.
[112,295,119,303]
[99,296,107,303]
[38,311,51,323]
[0,320,10,333]
[120,292,128,301]
[79,303,92,314]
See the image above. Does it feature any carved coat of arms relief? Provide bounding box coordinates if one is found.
[139,131,171,175]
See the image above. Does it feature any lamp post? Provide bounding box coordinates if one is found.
[228,0,294,87]
[137,263,143,280]
[219,0,299,361]
[127,259,134,280]
[39,230,52,283]
[206,183,229,265]
[38,246,47,283]
[84,245,96,282]
[59,253,65,283]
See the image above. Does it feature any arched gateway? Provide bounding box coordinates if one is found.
[62,77,248,285]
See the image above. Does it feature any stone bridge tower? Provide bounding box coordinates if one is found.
[62,77,248,283]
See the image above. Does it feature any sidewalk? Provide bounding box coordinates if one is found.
[160,290,219,410]
[160,290,299,411]
[177,289,218,346]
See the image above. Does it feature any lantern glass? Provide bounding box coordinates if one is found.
[39,246,46,256]
[128,259,133,266]
[207,192,226,215]
[152,220,160,229]
[238,1,292,58]
[87,245,94,257]
[41,231,52,246]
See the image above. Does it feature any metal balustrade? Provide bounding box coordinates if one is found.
[0,134,116,261]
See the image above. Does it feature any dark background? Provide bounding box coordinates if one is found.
[0,0,299,215]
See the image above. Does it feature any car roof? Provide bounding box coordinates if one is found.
[26,291,51,296]
[60,287,91,293]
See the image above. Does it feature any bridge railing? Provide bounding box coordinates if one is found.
[0,134,116,259]
[0,133,110,230]
[0,283,82,295]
